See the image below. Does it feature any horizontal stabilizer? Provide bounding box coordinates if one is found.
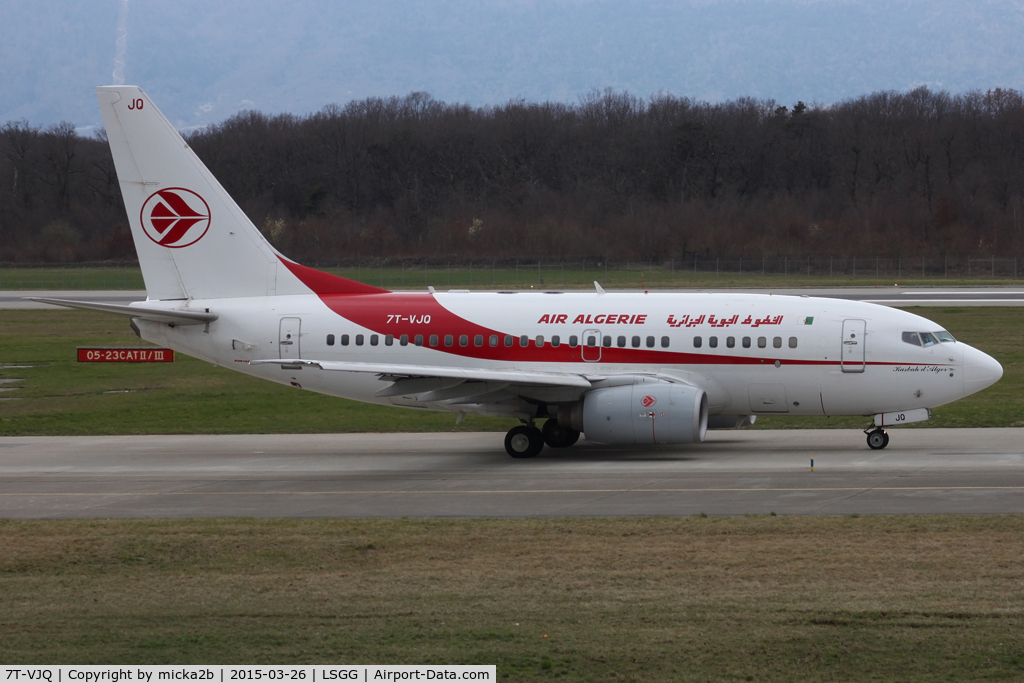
[249,359,593,388]
[28,297,217,325]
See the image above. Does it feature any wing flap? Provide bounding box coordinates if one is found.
[249,359,593,388]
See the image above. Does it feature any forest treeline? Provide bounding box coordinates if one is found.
[2,86,1024,263]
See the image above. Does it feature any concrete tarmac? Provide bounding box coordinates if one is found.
[1,429,1022,518]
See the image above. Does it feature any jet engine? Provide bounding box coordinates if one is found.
[558,381,708,445]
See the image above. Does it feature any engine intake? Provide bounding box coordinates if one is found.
[559,382,708,445]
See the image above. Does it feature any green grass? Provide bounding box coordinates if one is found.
[1,516,1022,680]
[0,307,1016,435]
[0,310,516,435]
[0,265,144,290]
[1,263,1021,290]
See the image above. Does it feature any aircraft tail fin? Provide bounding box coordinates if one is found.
[96,86,385,300]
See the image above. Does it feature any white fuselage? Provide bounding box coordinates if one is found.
[132,290,1002,419]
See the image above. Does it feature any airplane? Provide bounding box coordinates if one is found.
[34,86,1003,458]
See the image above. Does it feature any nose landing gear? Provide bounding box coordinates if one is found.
[865,427,889,450]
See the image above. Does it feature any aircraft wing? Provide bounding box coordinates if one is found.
[27,297,218,325]
[249,358,594,388]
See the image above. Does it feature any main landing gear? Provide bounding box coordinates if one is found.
[865,427,889,450]
[504,419,582,458]
[505,425,544,458]
[542,418,581,449]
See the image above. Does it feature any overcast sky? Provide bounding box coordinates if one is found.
[3,0,1024,130]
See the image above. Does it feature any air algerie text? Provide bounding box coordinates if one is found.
[537,314,648,325]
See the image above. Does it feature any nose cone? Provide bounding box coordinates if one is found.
[962,344,1003,396]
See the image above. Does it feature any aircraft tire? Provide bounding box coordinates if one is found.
[505,425,544,458]
[542,418,581,448]
[866,429,888,450]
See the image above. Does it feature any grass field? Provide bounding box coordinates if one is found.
[0,263,1021,291]
[1,516,1022,679]
[0,307,1018,435]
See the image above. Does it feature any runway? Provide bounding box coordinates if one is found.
[1,429,1022,518]
[3,286,1024,308]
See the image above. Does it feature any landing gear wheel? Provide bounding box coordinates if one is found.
[866,429,889,450]
[542,419,581,448]
[505,425,544,458]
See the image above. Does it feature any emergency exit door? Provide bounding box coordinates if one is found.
[279,317,301,359]
[841,319,866,372]
[581,329,602,362]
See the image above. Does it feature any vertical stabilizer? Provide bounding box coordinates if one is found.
[97,86,310,300]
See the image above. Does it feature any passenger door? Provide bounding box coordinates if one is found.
[279,317,301,359]
[841,319,866,373]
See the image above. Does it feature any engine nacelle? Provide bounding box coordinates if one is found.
[560,382,708,445]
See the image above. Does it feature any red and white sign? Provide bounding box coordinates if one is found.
[640,395,657,408]
[139,188,211,248]
[78,348,174,363]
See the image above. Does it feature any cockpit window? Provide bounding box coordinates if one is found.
[904,330,951,347]
[902,332,921,346]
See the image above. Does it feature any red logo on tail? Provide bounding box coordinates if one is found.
[140,188,211,248]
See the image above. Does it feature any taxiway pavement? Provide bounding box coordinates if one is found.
[1,429,1022,518]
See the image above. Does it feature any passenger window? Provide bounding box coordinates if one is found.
[602,335,612,347]
[726,336,735,348]
[400,335,409,346]
[617,335,626,348]
[460,335,469,347]
[693,336,703,348]
[569,335,579,347]
[646,335,655,348]
[504,335,514,347]
[660,336,670,348]
[773,336,782,348]
[475,335,484,347]
[788,336,797,348]
[385,335,394,346]
[535,335,544,346]
[709,336,718,348]
[631,335,641,348]
[552,335,561,347]
[902,332,921,346]
[742,336,751,348]
[920,332,939,347]
[341,334,350,346]
[520,335,529,347]
[327,334,335,346]
[355,334,364,346]
[757,337,767,348]
[586,335,596,347]
[414,334,423,346]
[370,335,379,346]
[429,334,438,347]
[489,335,498,347]
[444,334,454,347]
